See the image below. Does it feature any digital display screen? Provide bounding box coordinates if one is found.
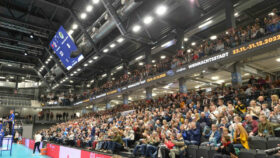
[50,26,84,70]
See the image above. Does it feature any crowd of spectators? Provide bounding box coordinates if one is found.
[37,76,280,157]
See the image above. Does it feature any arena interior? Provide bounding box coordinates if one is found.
[0,0,280,157]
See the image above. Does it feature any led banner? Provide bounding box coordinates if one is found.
[188,52,229,69]
[83,99,90,103]
[106,89,118,95]
[147,73,166,82]
[233,33,280,55]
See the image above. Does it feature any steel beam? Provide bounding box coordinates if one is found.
[37,59,59,85]
[33,68,51,89]
[101,0,127,35]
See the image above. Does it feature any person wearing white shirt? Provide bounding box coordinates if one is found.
[33,132,42,155]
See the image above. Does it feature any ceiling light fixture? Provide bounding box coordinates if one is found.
[135,55,143,61]
[132,25,141,33]
[103,48,109,53]
[161,55,166,59]
[117,37,124,43]
[191,42,196,46]
[210,35,217,40]
[72,24,78,30]
[152,60,156,63]
[143,16,153,25]
[198,20,213,29]
[68,30,74,35]
[116,66,123,70]
[155,5,167,16]
[80,13,87,19]
[86,5,93,12]
[88,60,93,63]
[276,58,280,62]
[93,56,98,60]
[139,62,144,66]
[84,63,88,67]
[184,38,188,42]
[110,43,116,48]
[93,0,100,4]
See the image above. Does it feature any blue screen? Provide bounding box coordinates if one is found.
[49,26,84,70]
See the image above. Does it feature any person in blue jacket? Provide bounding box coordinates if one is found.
[0,128,4,147]
[201,124,221,147]
[8,110,15,135]
[185,122,201,145]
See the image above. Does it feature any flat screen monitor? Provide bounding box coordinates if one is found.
[49,26,84,70]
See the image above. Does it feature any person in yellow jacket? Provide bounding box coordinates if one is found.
[233,124,250,149]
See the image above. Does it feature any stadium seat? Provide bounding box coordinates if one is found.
[209,146,218,158]
[255,150,268,158]
[249,137,267,149]
[239,149,256,158]
[196,145,210,158]
[186,145,198,158]
[267,137,280,149]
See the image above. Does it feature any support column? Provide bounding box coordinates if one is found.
[123,93,129,105]
[179,77,187,93]
[123,61,129,76]
[106,102,111,110]
[231,62,242,88]
[108,71,112,81]
[145,48,151,65]
[225,0,236,29]
[15,75,19,90]
[146,87,153,100]
[92,105,97,112]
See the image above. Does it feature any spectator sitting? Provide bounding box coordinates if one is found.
[233,124,249,149]
[201,124,221,147]
[258,114,275,137]
[242,114,259,136]
[269,106,280,124]
[261,103,271,118]
[185,122,200,145]
[247,100,261,119]
[122,126,134,148]
[214,135,236,158]
[108,130,124,154]
[169,133,185,158]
